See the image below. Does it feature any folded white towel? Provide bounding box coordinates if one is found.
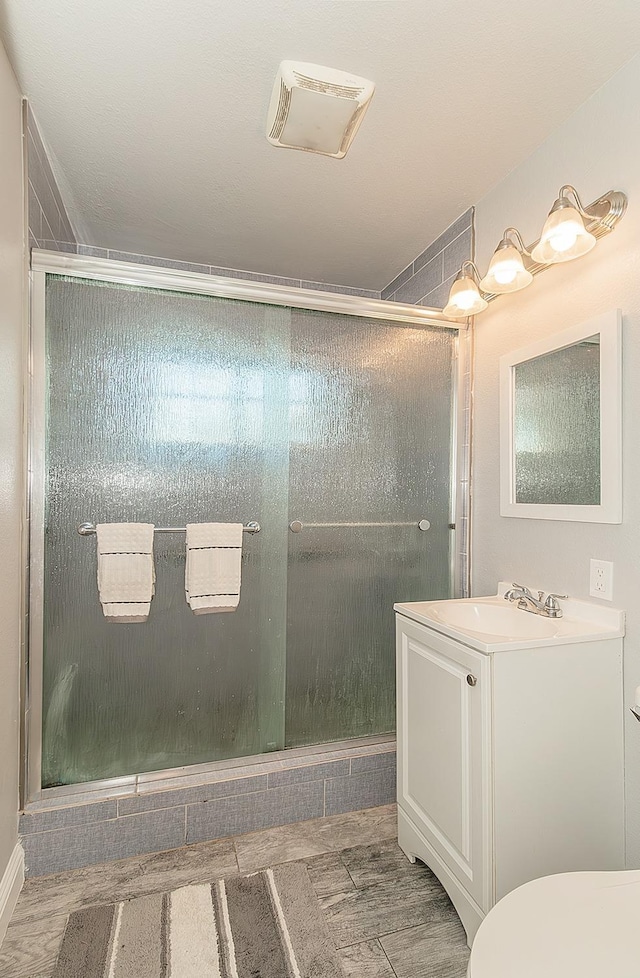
[100,603,151,623]
[95,523,155,623]
[95,523,155,555]
[185,523,242,549]
[97,553,154,603]
[185,522,243,614]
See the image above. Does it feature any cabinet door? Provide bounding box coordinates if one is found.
[396,616,492,910]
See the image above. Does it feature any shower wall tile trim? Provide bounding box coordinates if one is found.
[20,744,396,876]
[25,103,77,253]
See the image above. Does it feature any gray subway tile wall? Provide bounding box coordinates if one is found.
[23,807,186,877]
[381,208,473,304]
[210,265,302,287]
[19,800,117,836]
[419,274,457,310]
[350,751,396,775]
[117,774,269,817]
[76,245,381,297]
[38,239,77,254]
[393,254,444,305]
[186,781,325,845]
[106,250,211,275]
[26,104,77,253]
[381,262,415,296]
[412,209,474,276]
[325,767,397,817]
[442,228,474,282]
[20,746,396,877]
[76,244,109,258]
[299,280,380,298]
[267,759,350,788]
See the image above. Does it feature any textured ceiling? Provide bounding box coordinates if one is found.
[2,0,640,289]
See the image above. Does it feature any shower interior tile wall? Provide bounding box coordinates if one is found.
[381,208,473,307]
[74,244,381,297]
[26,103,77,252]
[20,744,396,877]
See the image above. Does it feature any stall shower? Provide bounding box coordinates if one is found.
[29,263,460,794]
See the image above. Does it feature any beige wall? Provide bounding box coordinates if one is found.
[473,53,640,862]
[0,39,25,877]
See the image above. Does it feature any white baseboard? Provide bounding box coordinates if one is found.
[0,843,24,948]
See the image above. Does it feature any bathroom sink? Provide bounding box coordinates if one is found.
[426,600,558,638]
[394,583,625,653]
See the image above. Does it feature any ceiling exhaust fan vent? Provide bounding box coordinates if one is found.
[266,61,375,159]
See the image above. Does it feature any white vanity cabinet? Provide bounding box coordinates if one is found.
[395,592,625,945]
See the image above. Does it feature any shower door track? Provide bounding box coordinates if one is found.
[29,735,397,809]
[25,250,470,806]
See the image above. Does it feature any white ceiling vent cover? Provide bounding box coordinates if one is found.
[266,61,375,159]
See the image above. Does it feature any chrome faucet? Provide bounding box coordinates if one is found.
[504,583,567,618]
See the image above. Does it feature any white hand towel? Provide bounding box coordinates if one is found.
[185,522,243,614]
[95,523,155,623]
[97,553,154,602]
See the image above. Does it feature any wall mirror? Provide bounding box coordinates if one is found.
[500,309,622,522]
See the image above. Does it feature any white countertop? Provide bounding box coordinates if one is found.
[394,583,625,653]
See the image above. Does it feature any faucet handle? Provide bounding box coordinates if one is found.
[512,582,532,597]
[544,593,568,611]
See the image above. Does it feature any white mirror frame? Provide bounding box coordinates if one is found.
[500,308,622,523]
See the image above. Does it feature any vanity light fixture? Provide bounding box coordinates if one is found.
[530,186,597,264]
[443,261,488,318]
[479,228,533,294]
[443,184,627,319]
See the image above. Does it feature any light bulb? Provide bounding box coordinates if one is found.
[453,288,478,311]
[547,223,579,253]
[531,200,596,264]
[479,241,533,295]
[492,261,519,285]
[443,271,488,318]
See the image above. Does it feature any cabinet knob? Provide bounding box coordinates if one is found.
[466,674,477,687]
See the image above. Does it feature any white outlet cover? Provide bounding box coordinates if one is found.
[590,558,614,600]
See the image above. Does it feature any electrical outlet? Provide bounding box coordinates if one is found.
[590,558,614,600]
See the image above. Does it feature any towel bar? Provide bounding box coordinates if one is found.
[78,521,261,535]
[289,519,431,532]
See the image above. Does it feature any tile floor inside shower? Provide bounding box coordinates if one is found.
[1,804,470,978]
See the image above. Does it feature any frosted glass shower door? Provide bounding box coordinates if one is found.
[39,273,457,788]
[42,277,290,786]
[285,310,455,746]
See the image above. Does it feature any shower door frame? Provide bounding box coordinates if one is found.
[25,249,470,805]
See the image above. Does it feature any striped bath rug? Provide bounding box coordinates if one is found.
[52,862,346,977]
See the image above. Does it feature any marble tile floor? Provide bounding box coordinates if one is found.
[0,803,469,978]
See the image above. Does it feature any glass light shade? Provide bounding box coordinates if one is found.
[531,204,597,264]
[443,274,488,318]
[479,243,533,294]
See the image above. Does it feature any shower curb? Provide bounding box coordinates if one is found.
[20,741,396,877]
